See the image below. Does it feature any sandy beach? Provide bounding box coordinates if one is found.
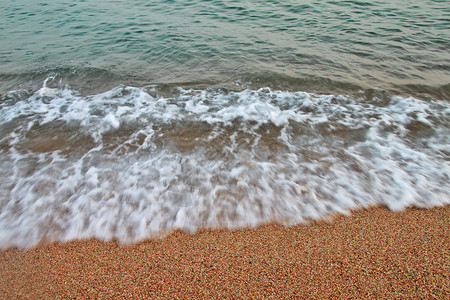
[1,205,448,299]
[2,1,449,299]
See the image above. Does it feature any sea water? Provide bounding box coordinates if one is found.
[0,0,449,248]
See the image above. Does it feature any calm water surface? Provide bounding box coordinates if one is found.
[1,0,449,94]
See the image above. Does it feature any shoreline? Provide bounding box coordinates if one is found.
[1,205,449,298]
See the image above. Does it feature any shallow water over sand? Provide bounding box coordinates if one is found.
[1,84,448,247]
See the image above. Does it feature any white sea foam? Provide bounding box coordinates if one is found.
[0,84,449,248]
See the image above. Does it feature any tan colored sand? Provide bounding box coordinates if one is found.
[0,206,449,299]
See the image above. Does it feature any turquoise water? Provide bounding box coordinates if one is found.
[0,0,449,247]
[1,0,449,95]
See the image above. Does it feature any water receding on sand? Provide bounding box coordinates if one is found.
[0,82,448,247]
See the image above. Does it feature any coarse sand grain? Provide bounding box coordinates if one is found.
[0,205,449,299]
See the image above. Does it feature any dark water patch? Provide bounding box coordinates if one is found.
[397,83,450,101]
[0,67,126,97]
[2,65,449,103]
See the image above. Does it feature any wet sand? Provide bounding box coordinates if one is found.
[0,205,449,299]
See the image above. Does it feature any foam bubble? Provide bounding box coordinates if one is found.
[0,84,449,248]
